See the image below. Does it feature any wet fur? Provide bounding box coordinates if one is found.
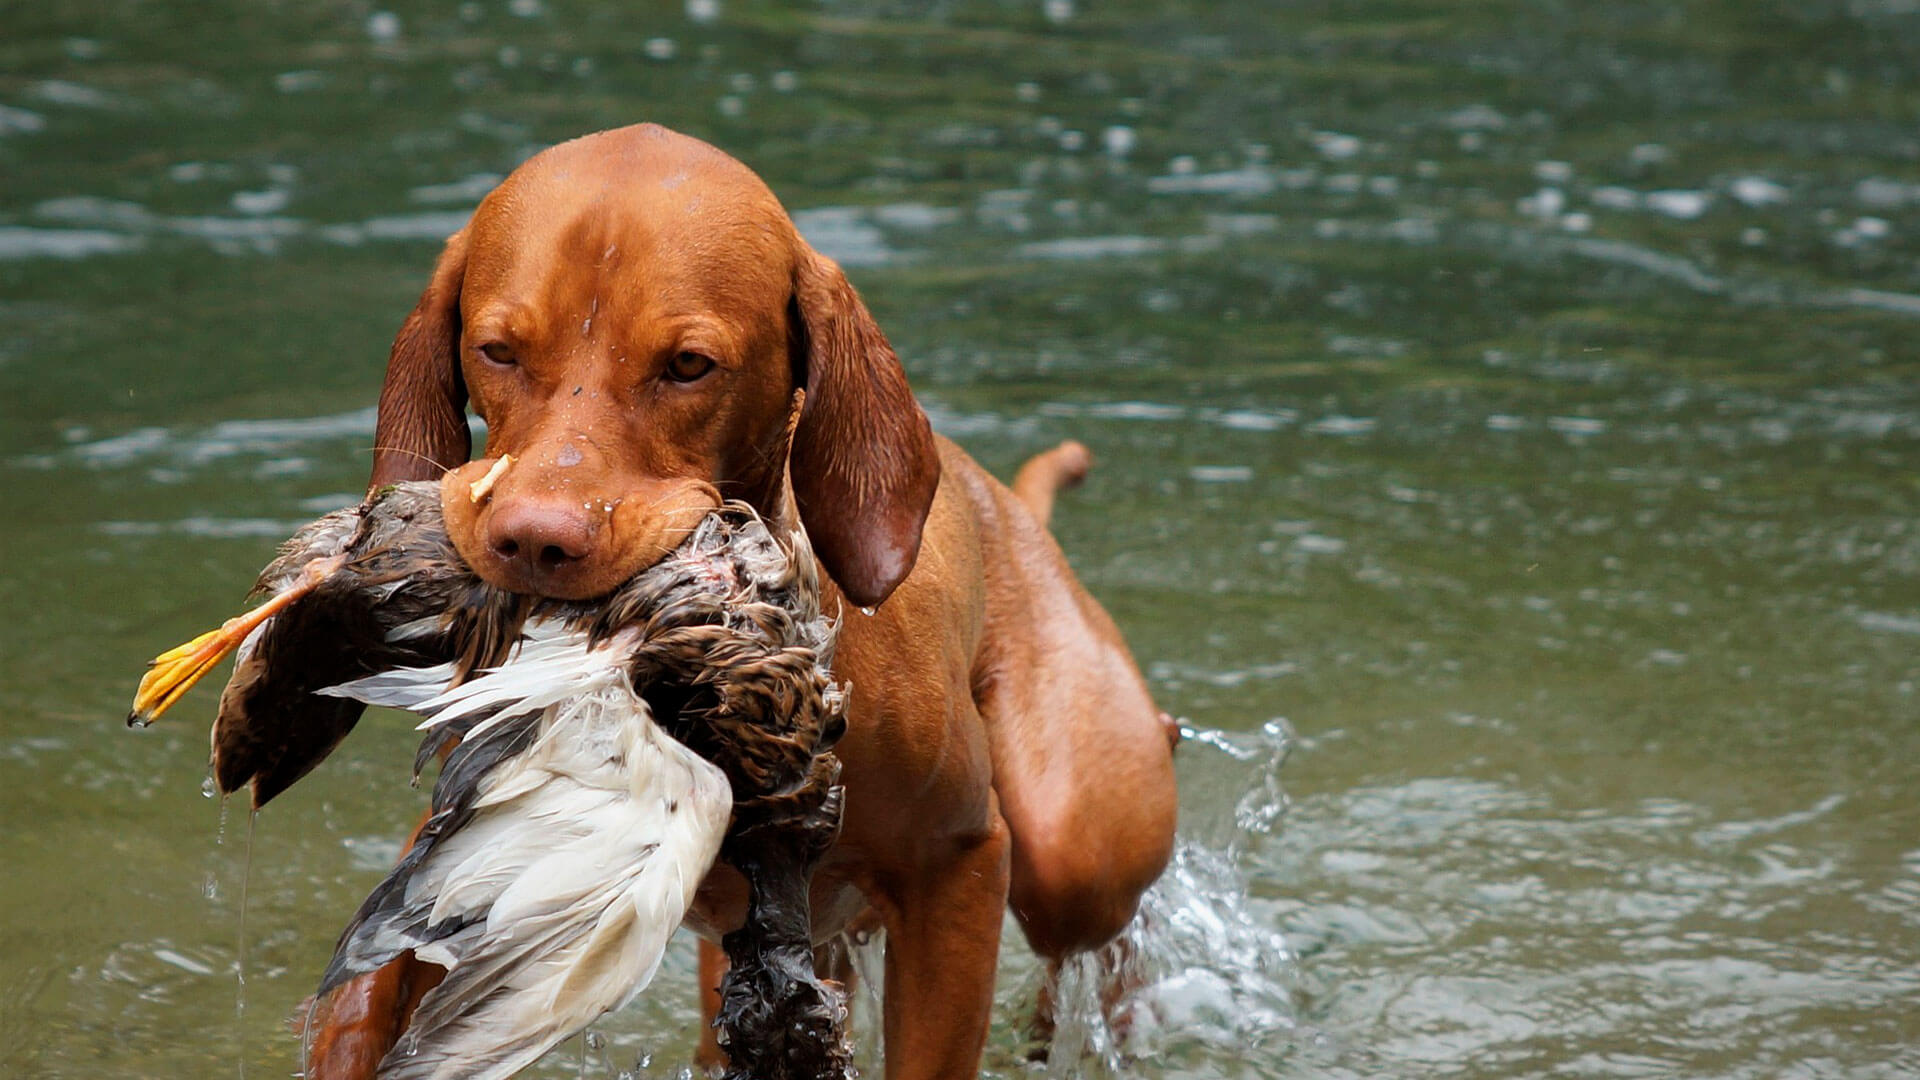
[331,124,1180,1080]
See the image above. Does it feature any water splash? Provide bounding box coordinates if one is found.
[1017,718,1301,1076]
[817,718,1299,1077]
[1017,840,1301,1076]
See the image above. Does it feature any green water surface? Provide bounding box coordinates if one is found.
[3,2,1919,1077]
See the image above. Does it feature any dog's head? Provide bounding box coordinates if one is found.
[368,124,939,608]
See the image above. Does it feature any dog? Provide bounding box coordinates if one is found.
[307,123,1178,1080]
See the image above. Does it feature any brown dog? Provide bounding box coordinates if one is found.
[310,123,1178,1080]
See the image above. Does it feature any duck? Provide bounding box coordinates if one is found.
[127,479,851,1080]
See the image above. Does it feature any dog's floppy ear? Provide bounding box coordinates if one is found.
[789,244,940,609]
[370,230,471,489]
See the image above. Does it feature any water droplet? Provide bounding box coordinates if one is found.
[201,774,218,798]
[366,10,402,43]
[585,1031,606,1051]
[859,605,876,616]
[235,809,258,1020]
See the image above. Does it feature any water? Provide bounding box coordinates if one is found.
[4,1,1920,1076]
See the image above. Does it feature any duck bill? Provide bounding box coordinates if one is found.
[126,557,340,727]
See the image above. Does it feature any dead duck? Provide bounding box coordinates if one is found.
[128,480,851,1080]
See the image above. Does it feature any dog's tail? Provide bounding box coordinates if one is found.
[1011,440,1093,530]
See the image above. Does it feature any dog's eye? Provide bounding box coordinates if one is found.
[477,342,516,366]
[665,351,715,383]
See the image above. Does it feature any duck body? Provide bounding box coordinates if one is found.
[130,481,851,1080]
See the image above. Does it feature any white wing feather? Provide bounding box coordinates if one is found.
[321,618,732,1080]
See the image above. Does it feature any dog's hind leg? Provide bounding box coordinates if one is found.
[965,470,1178,1059]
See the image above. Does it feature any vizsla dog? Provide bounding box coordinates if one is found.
[309,123,1178,1079]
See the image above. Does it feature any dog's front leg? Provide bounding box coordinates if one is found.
[876,809,1011,1080]
[303,807,445,1080]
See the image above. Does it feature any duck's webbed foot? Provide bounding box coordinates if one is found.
[715,785,853,1080]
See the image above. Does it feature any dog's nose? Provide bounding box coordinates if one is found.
[487,498,599,578]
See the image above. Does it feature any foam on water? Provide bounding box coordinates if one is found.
[40,406,376,471]
[790,207,909,267]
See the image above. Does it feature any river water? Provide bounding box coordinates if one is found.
[3,2,1918,1077]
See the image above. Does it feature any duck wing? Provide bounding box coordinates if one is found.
[320,625,732,1080]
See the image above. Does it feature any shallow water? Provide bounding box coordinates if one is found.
[5,1,1920,1077]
